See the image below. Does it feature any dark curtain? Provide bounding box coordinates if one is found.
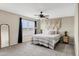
[18,18,22,43]
[34,21,37,34]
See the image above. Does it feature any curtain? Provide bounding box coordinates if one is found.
[34,21,37,34]
[18,18,22,43]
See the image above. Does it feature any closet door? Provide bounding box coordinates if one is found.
[1,24,9,48]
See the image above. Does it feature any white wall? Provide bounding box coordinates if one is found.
[74,4,79,56]
[78,17,79,55]
[0,10,19,46]
[40,17,74,39]
[78,4,79,56]
[59,17,74,39]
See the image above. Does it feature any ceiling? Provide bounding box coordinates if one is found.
[0,3,75,19]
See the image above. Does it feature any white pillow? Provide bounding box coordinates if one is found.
[48,30,55,35]
[48,29,58,35]
[43,29,49,34]
[43,28,58,35]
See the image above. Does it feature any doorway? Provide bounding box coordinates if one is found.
[0,24,10,48]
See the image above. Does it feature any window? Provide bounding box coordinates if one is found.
[22,19,34,29]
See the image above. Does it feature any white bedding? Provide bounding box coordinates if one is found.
[32,34,61,49]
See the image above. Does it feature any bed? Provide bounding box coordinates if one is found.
[32,34,61,49]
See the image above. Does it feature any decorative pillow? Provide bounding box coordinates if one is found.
[48,29,58,35]
[43,28,58,35]
[43,29,49,35]
[49,31,55,34]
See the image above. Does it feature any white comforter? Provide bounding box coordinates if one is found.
[32,34,61,49]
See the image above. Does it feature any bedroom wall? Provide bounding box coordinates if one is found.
[0,10,20,46]
[74,3,79,56]
[40,17,74,39]
[59,16,74,39]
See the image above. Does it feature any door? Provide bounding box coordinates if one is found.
[0,24,10,48]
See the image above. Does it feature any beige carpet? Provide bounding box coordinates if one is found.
[0,42,75,56]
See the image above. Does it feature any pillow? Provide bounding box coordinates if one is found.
[48,29,58,35]
[43,29,49,35]
[49,31,55,34]
[43,28,58,35]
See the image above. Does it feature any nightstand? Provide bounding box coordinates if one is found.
[63,31,69,44]
[63,35,69,44]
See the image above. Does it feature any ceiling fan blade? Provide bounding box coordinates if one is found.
[34,15,39,16]
[45,15,49,17]
[45,17,49,19]
[44,15,49,18]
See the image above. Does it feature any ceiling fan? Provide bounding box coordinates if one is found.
[35,11,49,19]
